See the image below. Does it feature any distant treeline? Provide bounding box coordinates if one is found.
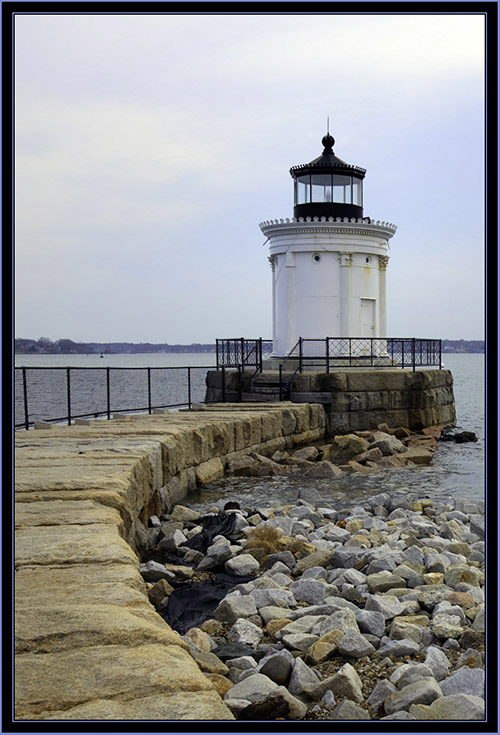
[15,337,484,355]
[15,338,216,354]
[441,340,484,354]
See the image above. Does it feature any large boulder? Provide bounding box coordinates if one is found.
[326,435,370,464]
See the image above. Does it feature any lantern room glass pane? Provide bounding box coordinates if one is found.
[353,177,363,206]
[296,175,310,204]
[332,174,351,204]
[311,173,332,203]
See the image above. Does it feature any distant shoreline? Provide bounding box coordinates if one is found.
[14,339,485,356]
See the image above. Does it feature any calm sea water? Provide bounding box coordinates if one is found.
[14,353,216,427]
[186,353,485,509]
[14,353,484,506]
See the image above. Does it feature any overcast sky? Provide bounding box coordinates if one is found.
[14,11,485,344]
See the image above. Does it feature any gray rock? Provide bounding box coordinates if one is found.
[281,633,319,651]
[331,700,370,720]
[265,516,294,536]
[325,526,351,543]
[289,579,331,604]
[139,560,175,583]
[225,553,260,576]
[431,614,463,640]
[342,568,367,586]
[394,664,434,689]
[227,618,264,647]
[402,545,424,565]
[258,655,293,686]
[311,608,360,637]
[301,565,328,580]
[377,638,420,657]
[366,679,397,712]
[469,514,484,539]
[259,605,293,625]
[214,595,258,626]
[268,572,293,587]
[338,629,376,658]
[424,645,451,681]
[288,656,321,696]
[389,619,423,644]
[365,557,398,574]
[305,662,363,703]
[440,667,484,698]
[296,486,323,505]
[262,550,296,570]
[371,435,407,455]
[304,460,343,478]
[432,601,467,622]
[293,445,320,461]
[331,547,361,569]
[365,594,405,619]
[444,563,483,588]
[169,504,201,522]
[157,528,188,553]
[384,677,442,715]
[367,570,406,593]
[276,615,325,638]
[223,698,252,716]
[250,588,296,609]
[223,672,278,703]
[409,693,485,720]
[471,605,485,631]
[367,492,392,510]
[354,609,386,637]
[380,710,415,720]
[226,655,258,671]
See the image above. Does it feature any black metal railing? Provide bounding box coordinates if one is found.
[216,338,273,370]
[14,365,214,431]
[288,337,442,372]
[216,337,441,374]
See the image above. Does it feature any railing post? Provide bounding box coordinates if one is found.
[106,368,111,419]
[259,338,263,372]
[438,340,442,369]
[222,366,226,402]
[22,367,29,430]
[299,338,303,373]
[412,338,416,372]
[349,338,352,366]
[241,337,244,367]
[187,367,192,408]
[237,365,242,402]
[370,338,374,366]
[66,368,71,425]
[326,338,330,373]
[279,364,283,401]
[216,339,219,369]
[147,368,152,414]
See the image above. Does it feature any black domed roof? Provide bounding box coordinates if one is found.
[290,133,366,179]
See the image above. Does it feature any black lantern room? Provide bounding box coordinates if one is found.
[290,133,366,220]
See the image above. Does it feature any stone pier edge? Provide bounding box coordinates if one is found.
[14,402,325,721]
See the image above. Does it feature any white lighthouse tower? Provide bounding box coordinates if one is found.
[260,131,397,359]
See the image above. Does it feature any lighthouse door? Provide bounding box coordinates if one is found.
[360,298,375,337]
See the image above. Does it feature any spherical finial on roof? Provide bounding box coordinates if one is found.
[322,133,335,152]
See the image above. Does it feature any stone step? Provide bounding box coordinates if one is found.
[240,392,283,402]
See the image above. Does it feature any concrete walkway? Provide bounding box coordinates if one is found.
[14,403,324,720]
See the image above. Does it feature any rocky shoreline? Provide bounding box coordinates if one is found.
[140,442,485,722]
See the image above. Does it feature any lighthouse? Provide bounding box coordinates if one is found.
[260,131,397,360]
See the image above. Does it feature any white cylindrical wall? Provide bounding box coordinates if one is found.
[261,219,396,356]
